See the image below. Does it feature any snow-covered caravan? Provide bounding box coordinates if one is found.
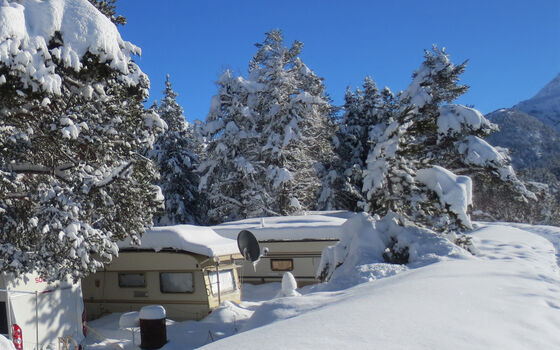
[213,212,351,286]
[0,273,85,350]
[82,225,243,321]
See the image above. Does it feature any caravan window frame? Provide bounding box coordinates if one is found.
[159,272,195,294]
[118,272,146,288]
[207,269,237,296]
[270,259,294,271]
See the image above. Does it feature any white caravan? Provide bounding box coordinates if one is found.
[213,211,353,286]
[0,273,85,350]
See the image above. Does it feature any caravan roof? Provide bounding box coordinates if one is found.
[118,225,239,257]
[212,212,352,242]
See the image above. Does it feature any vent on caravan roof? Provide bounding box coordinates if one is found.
[237,230,260,262]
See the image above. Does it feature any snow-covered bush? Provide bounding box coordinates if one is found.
[317,213,471,287]
[0,0,164,281]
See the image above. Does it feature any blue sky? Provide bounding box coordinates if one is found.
[116,0,560,122]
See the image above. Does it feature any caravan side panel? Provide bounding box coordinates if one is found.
[83,252,213,321]
[241,240,338,286]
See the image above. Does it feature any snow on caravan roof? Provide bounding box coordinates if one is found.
[212,213,352,241]
[118,225,239,258]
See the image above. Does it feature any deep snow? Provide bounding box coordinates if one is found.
[118,225,239,258]
[84,222,560,349]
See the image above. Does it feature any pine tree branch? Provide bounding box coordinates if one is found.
[89,161,134,192]
[8,163,73,183]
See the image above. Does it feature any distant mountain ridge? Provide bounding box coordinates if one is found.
[485,73,560,169]
[514,73,560,132]
[486,108,560,169]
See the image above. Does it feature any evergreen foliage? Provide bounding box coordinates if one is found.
[199,70,267,224]
[200,30,335,223]
[87,0,126,25]
[0,4,163,280]
[150,75,204,225]
[363,46,534,232]
[327,77,382,211]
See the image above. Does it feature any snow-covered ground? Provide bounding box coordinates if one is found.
[84,222,560,349]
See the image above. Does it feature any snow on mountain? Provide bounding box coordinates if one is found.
[84,221,560,350]
[514,73,560,132]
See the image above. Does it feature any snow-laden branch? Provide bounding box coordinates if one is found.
[9,162,73,183]
[89,161,134,192]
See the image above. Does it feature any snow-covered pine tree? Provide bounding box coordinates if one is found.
[0,0,165,281]
[402,46,536,219]
[360,87,453,229]
[328,77,381,211]
[87,0,126,25]
[249,30,335,215]
[363,46,535,233]
[198,70,268,224]
[150,75,203,225]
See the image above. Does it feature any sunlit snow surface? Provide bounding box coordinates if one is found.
[85,222,560,349]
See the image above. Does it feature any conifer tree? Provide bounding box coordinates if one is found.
[150,75,203,225]
[363,46,535,232]
[402,46,535,213]
[199,71,267,224]
[87,0,126,25]
[201,30,335,222]
[249,30,335,215]
[328,77,382,211]
[0,0,164,280]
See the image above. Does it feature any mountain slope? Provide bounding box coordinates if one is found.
[486,108,560,169]
[514,73,560,132]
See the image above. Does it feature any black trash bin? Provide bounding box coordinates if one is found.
[139,305,167,349]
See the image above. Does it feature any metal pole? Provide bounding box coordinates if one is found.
[215,261,221,305]
[35,291,39,349]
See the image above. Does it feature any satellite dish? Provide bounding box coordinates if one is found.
[237,230,260,262]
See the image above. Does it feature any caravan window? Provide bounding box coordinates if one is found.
[118,273,146,288]
[160,273,194,293]
[208,269,236,295]
[271,259,294,271]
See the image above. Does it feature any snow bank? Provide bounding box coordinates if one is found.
[85,223,560,350]
[199,224,560,350]
[317,212,468,288]
[0,335,15,350]
[416,165,473,228]
[0,0,142,94]
[119,311,139,328]
[119,225,240,258]
[212,213,350,241]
